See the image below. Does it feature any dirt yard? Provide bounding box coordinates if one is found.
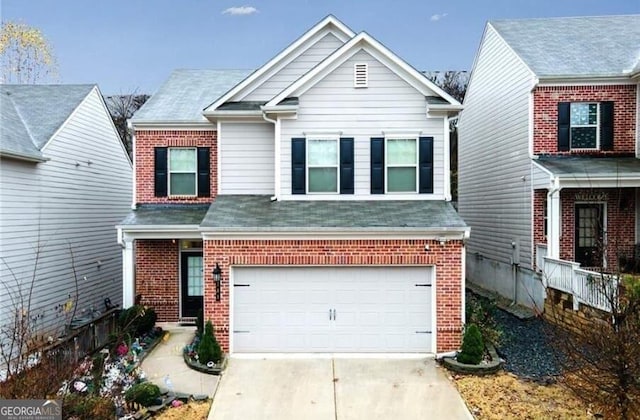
[154,400,212,419]
[453,371,599,419]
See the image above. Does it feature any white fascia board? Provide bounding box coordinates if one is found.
[0,150,48,163]
[277,194,448,201]
[203,16,355,113]
[558,176,640,189]
[131,121,216,130]
[260,105,299,113]
[267,32,462,108]
[201,228,470,241]
[203,110,263,120]
[117,225,202,240]
[537,76,635,85]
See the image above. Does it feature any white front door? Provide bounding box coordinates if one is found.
[232,266,433,353]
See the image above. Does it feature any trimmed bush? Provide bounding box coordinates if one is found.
[124,382,161,407]
[457,324,484,365]
[118,305,157,337]
[198,320,223,365]
[465,295,502,345]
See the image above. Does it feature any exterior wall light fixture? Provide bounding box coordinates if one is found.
[213,263,222,302]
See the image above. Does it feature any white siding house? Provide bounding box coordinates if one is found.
[0,85,132,341]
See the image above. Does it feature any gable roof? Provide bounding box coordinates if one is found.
[266,32,462,108]
[131,69,252,123]
[0,84,93,161]
[203,15,355,114]
[490,15,640,78]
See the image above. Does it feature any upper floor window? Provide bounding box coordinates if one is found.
[371,136,433,195]
[169,148,197,196]
[154,147,210,198]
[570,103,599,149]
[386,138,417,193]
[307,138,339,193]
[291,137,354,195]
[558,101,613,152]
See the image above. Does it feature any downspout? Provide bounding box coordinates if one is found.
[262,112,279,201]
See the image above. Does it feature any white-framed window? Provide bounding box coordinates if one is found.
[169,148,197,196]
[570,102,599,149]
[385,138,418,193]
[307,138,339,193]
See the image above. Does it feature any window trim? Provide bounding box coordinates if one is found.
[168,147,198,197]
[570,102,600,151]
[384,137,419,194]
[306,137,340,194]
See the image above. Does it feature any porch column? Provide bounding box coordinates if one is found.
[122,236,135,308]
[547,188,561,259]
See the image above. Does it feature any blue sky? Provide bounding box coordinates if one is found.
[3,0,639,95]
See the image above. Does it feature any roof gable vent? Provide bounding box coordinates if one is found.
[354,63,368,88]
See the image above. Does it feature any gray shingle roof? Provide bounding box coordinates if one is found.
[490,15,640,77]
[131,69,253,122]
[0,84,94,159]
[200,195,467,232]
[118,204,211,227]
[535,156,640,178]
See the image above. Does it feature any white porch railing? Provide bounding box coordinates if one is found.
[542,257,618,312]
[535,244,547,272]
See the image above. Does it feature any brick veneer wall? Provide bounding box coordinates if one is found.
[135,240,180,321]
[559,188,635,270]
[203,239,464,353]
[533,85,637,155]
[532,188,636,271]
[135,130,217,204]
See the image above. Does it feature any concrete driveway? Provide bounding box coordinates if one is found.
[208,358,472,420]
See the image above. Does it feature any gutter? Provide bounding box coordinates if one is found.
[0,150,49,163]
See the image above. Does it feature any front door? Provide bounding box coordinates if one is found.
[575,204,604,268]
[181,252,203,318]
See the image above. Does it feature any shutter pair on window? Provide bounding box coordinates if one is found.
[291,138,354,194]
[154,147,210,197]
[291,137,434,194]
[370,137,434,194]
[557,102,614,151]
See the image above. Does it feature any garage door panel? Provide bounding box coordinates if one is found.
[233,266,433,352]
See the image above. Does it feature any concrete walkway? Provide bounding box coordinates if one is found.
[141,323,219,397]
[208,357,473,420]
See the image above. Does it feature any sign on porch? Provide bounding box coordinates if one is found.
[574,192,608,202]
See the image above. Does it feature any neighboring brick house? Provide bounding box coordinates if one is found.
[117,16,468,354]
[458,15,640,311]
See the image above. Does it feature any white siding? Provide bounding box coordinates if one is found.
[279,49,446,200]
[457,25,537,268]
[242,33,345,102]
[219,122,275,194]
[0,88,132,339]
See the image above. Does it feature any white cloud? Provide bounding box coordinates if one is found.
[222,6,258,16]
[430,13,448,22]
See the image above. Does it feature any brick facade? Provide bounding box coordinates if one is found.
[135,240,180,321]
[533,188,636,271]
[135,130,217,204]
[203,239,464,353]
[533,85,637,155]
[543,288,609,335]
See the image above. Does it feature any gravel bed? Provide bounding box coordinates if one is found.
[493,308,561,381]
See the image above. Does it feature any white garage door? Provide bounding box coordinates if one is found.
[232,266,433,353]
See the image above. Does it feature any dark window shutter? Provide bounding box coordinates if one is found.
[154,147,168,197]
[557,102,570,151]
[419,137,434,194]
[370,137,385,194]
[291,138,306,194]
[600,101,614,151]
[197,147,210,197]
[340,138,354,194]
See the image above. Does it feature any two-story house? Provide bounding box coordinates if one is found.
[1,84,132,341]
[458,15,640,310]
[117,16,468,355]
